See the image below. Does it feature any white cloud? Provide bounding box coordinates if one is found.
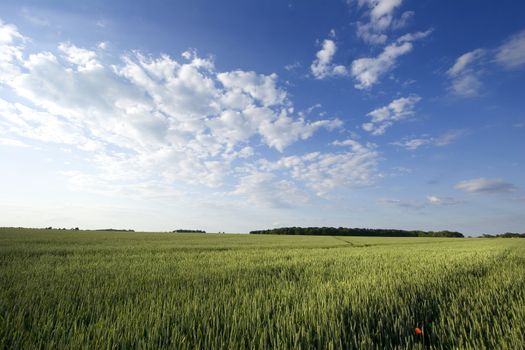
[217,70,287,107]
[356,23,388,45]
[446,30,525,97]
[97,41,109,50]
[353,0,404,44]
[393,130,463,150]
[350,31,429,89]
[447,49,485,77]
[351,41,411,88]
[495,29,525,69]
[0,20,26,83]
[446,48,485,97]
[310,39,347,79]
[284,61,301,71]
[433,130,463,146]
[455,178,517,194]
[379,198,425,210]
[380,194,462,209]
[396,29,432,43]
[426,196,462,206]
[450,74,482,97]
[21,8,49,26]
[332,138,367,151]
[0,20,25,43]
[258,113,342,152]
[232,171,309,208]
[259,140,378,196]
[392,11,414,30]
[0,137,30,148]
[362,95,420,135]
[0,19,345,200]
[393,137,430,150]
[58,43,103,71]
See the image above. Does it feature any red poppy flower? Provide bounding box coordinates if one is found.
[415,327,423,335]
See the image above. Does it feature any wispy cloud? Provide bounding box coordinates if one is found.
[392,130,463,150]
[284,61,301,71]
[446,29,525,97]
[0,137,30,148]
[495,29,525,69]
[455,178,517,194]
[426,195,463,206]
[380,195,462,209]
[379,198,425,210]
[447,49,485,97]
[447,49,485,77]
[21,8,49,26]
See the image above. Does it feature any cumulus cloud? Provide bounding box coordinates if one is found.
[362,95,420,135]
[455,178,517,194]
[234,139,379,206]
[258,140,379,196]
[0,19,354,204]
[58,43,102,71]
[495,29,525,69]
[350,30,430,89]
[217,70,287,107]
[310,39,347,79]
[257,113,342,152]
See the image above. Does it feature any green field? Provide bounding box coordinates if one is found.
[1,228,524,349]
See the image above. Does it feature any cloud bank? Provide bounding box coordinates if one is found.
[0,20,379,207]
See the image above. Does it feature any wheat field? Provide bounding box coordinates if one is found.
[0,228,523,349]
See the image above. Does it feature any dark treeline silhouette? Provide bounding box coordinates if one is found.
[480,232,525,238]
[94,229,135,232]
[250,227,464,238]
[172,229,206,233]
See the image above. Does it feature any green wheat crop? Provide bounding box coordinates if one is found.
[0,228,523,349]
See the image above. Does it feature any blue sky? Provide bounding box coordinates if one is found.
[0,0,524,235]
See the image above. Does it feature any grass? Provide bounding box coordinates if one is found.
[1,228,524,349]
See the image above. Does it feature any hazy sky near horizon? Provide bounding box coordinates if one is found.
[0,0,524,235]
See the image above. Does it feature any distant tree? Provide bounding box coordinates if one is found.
[480,232,525,238]
[250,227,464,238]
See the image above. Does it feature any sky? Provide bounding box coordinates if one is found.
[0,0,524,235]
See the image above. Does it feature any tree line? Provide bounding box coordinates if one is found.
[250,227,464,238]
[480,232,525,238]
